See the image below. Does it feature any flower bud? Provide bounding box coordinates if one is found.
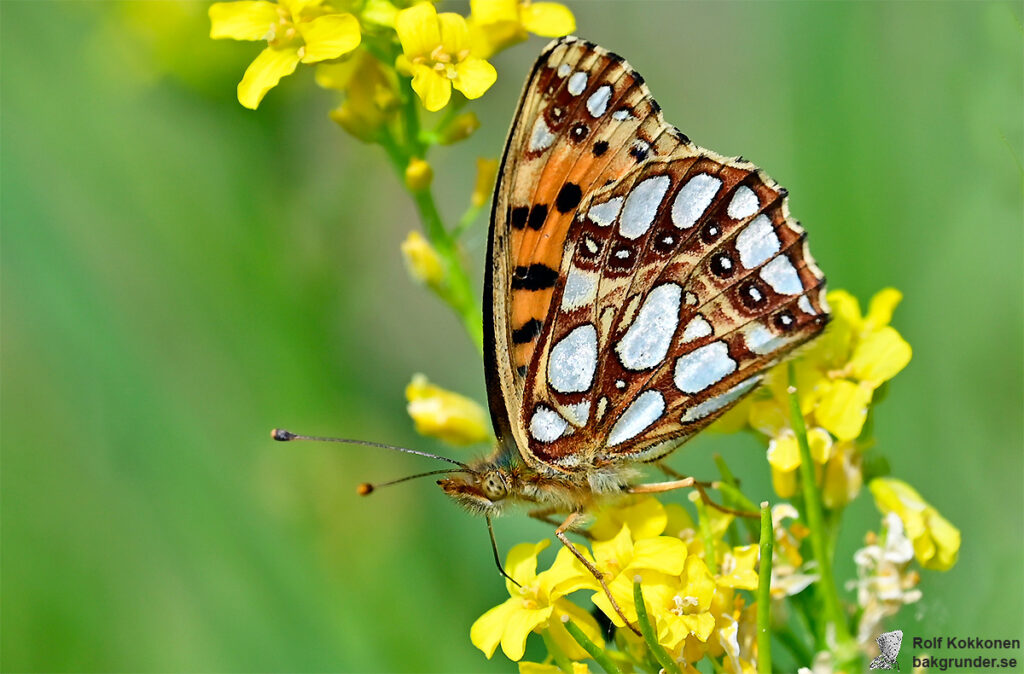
[439,111,481,145]
[405,373,490,446]
[471,157,499,207]
[404,157,433,191]
[400,231,444,289]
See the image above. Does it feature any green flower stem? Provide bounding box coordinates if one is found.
[756,501,773,674]
[692,495,719,574]
[562,619,622,674]
[377,101,485,353]
[541,628,574,673]
[632,581,681,674]
[787,363,856,663]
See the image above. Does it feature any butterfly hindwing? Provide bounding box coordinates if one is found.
[487,37,829,473]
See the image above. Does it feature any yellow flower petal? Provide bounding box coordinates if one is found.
[314,58,360,90]
[501,605,552,661]
[814,378,872,441]
[627,536,689,576]
[821,441,862,509]
[470,0,519,24]
[237,45,301,109]
[396,2,441,58]
[864,287,903,331]
[453,58,498,99]
[504,539,551,589]
[521,2,576,37]
[664,502,696,540]
[681,611,717,642]
[848,326,912,385]
[808,427,834,464]
[298,13,361,63]
[540,546,599,599]
[771,465,798,499]
[869,478,960,571]
[437,11,470,55]
[766,432,800,471]
[411,65,452,111]
[682,555,717,609]
[471,599,517,658]
[360,0,399,28]
[718,545,759,590]
[209,1,278,40]
[590,496,667,541]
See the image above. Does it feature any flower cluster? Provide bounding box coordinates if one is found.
[718,288,913,507]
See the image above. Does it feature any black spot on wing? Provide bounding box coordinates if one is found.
[556,183,583,213]
[512,264,559,290]
[511,206,529,229]
[511,318,543,344]
[593,140,609,157]
[528,204,548,230]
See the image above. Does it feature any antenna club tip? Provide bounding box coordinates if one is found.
[357,483,374,496]
[271,429,296,441]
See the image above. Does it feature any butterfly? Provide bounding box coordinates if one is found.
[276,35,829,628]
[439,36,828,521]
[869,630,903,670]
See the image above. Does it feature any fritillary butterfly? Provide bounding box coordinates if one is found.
[440,36,828,517]
[276,36,830,626]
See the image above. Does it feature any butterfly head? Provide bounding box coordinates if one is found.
[437,460,517,516]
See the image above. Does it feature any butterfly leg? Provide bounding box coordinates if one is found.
[650,465,759,519]
[530,507,595,540]
[554,511,642,637]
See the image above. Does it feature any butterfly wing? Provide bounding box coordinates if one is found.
[487,37,829,473]
[486,36,690,457]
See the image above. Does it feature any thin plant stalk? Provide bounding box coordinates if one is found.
[632,581,681,674]
[562,618,622,674]
[757,501,773,674]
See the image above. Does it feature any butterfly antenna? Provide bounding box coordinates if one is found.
[487,515,521,588]
[356,469,471,496]
[271,429,470,469]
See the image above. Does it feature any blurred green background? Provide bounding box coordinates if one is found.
[2,1,1021,672]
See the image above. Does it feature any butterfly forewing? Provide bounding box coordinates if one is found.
[487,37,829,473]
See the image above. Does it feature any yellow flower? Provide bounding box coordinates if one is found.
[395,3,497,111]
[321,52,398,141]
[765,426,833,499]
[869,478,960,571]
[641,556,719,652]
[809,288,912,441]
[471,540,603,661]
[589,524,690,627]
[468,0,576,57]
[717,544,759,590]
[405,373,490,445]
[719,288,912,444]
[589,495,668,541]
[209,0,361,109]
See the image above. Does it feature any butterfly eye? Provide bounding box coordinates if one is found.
[481,473,507,501]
